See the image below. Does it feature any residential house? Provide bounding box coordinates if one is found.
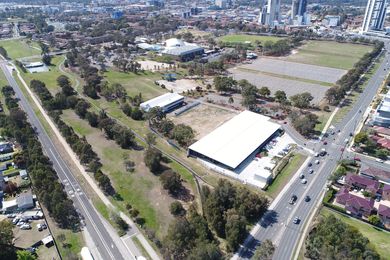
[383,184,390,201]
[378,204,390,228]
[336,187,375,217]
[345,173,380,195]
[360,164,390,185]
[16,193,34,210]
[0,142,13,154]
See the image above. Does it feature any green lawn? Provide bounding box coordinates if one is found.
[217,34,282,45]
[20,55,71,94]
[320,207,390,259]
[287,41,373,70]
[0,39,41,59]
[266,153,306,198]
[103,70,166,100]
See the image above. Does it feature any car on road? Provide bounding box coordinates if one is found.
[289,195,297,204]
[293,217,300,224]
[315,159,320,164]
[300,174,305,179]
[314,153,319,157]
[301,179,307,184]
[376,158,384,163]
[354,157,361,161]
[341,148,344,152]
[304,196,311,202]
[308,169,314,174]
[323,141,328,145]
[308,162,312,167]
[349,132,353,137]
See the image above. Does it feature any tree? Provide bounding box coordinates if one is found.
[57,75,74,96]
[187,243,222,260]
[4,181,17,194]
[131,107,143,121]
[253,239,275,260]
[146,132,156,146]
[225,209,247,252]
[144,147,162,173]
[0,46,9,59]
[171,124,195,147]
[85,112,99,127]
[241,83,258,110]
[290,92,313,108]
[74,100,90,118]
[368,215,381,226]
[214,76,237,93]
[354,132,368,144]
[170,201,185,216]
[258,87,271,98]
[274,90,287,103]
[165,218,196,258]
[121,103,132,117]
[16,250,37,260]
[160,170,183,195]
[0,220,16,260]
[291,112,318,137]
[376,149,389,160]
[325,86,345,105]
[42,54,52,65]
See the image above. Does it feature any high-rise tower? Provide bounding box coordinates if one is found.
[362,0,387,32]
[259,0,281,26]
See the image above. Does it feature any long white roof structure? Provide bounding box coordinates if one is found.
[140,92,183,112]
[189,111,280,169]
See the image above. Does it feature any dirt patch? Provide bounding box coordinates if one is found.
[169,104,237,139]
[138,60,171,72]
[157,79,202,93]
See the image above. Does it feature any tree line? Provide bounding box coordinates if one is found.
[0,85,80,230]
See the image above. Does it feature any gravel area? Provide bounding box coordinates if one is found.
[240,58,346,84]
[229,69,330,104]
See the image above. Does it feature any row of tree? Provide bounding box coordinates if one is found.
[0,86,80,229]
[325,40,384,105]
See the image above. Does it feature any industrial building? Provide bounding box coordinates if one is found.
[372,92,390,127]
[188,111,281,171]
[140,92,184,113]
[361,0,387,32]
[162,38,204,61]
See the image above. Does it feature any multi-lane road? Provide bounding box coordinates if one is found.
[236,41,390,260]
[0,61,135,260]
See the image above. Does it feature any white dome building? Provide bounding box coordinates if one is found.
[165,38,185,48]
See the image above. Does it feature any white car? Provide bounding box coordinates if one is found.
[16,221,25,227]
[20,224,31,230]
[301,179,307,184]
[376,158,384,163]
[315,160,320,165]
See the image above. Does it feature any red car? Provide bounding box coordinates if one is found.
[354,157,361,161]
[323,141,328,145]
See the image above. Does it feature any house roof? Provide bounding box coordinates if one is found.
[360,165,390,183]
[16,193,34,208]
[378,204,390,218]
[345,194,374,213]
[383,184,390,192]
[345,173,380,192]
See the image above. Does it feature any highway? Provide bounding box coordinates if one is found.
[0,61,133,260]
[236,41,390,260]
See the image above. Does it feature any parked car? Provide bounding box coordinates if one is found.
[315,153,319,157]
[12,218,20,225]
[16,221,25,227]
[289,195,297,204]
[376,158,384,163]
[354,157,361,161]
[20,224,31,230]
[293,217,300,224]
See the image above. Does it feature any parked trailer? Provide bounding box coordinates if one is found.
[81,247,94,260]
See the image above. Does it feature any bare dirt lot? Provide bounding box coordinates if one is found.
[138,60,171,72]
[229,69,329,104]
[169,104,237,139]
[157,79,202,93]
[240,57,346,84]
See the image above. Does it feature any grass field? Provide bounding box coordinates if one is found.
[103,70,166,100]
[320,207,390,259]
[266,153,306,198]
[218,34,282,45]
[287,41,373,70]
[0,39,41,59]
[20,55,72,94]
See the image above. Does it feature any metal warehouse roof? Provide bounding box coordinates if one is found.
[189,111,280,169]
[140,92,184,112]
[162,45,204,56]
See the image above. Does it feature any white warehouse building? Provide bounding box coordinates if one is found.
[188,111,281,171]
[140,92,184,113]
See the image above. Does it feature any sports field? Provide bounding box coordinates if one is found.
[218,34,282,45]
[0,39,41,59]
[287,41,373,70]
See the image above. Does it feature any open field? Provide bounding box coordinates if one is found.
[157,78,200,93]
[217,34,282,45]
[229,68,329,104]
[176,28,211,37]
[286,41,373,70]
[61,109,195,238]
[19,55,75,94]
[103,70,166,100]
[266,153,306,198]
[320,207,390,259]
[169,104,237,139]
[241,58,346,84]
[0,39,41,59]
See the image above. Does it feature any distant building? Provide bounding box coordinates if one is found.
[378,204,390,228]
[215,0,228,9]
[323,15,341,27]
[259,0,281,26]
[111,10,123,20]
[372,92,390,127]
[140,93,184,113]
[162,38,204,61]
[362,0,387,32]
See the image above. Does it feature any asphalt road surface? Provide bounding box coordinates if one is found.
[236,41,390,260]
[0,61,131,260]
